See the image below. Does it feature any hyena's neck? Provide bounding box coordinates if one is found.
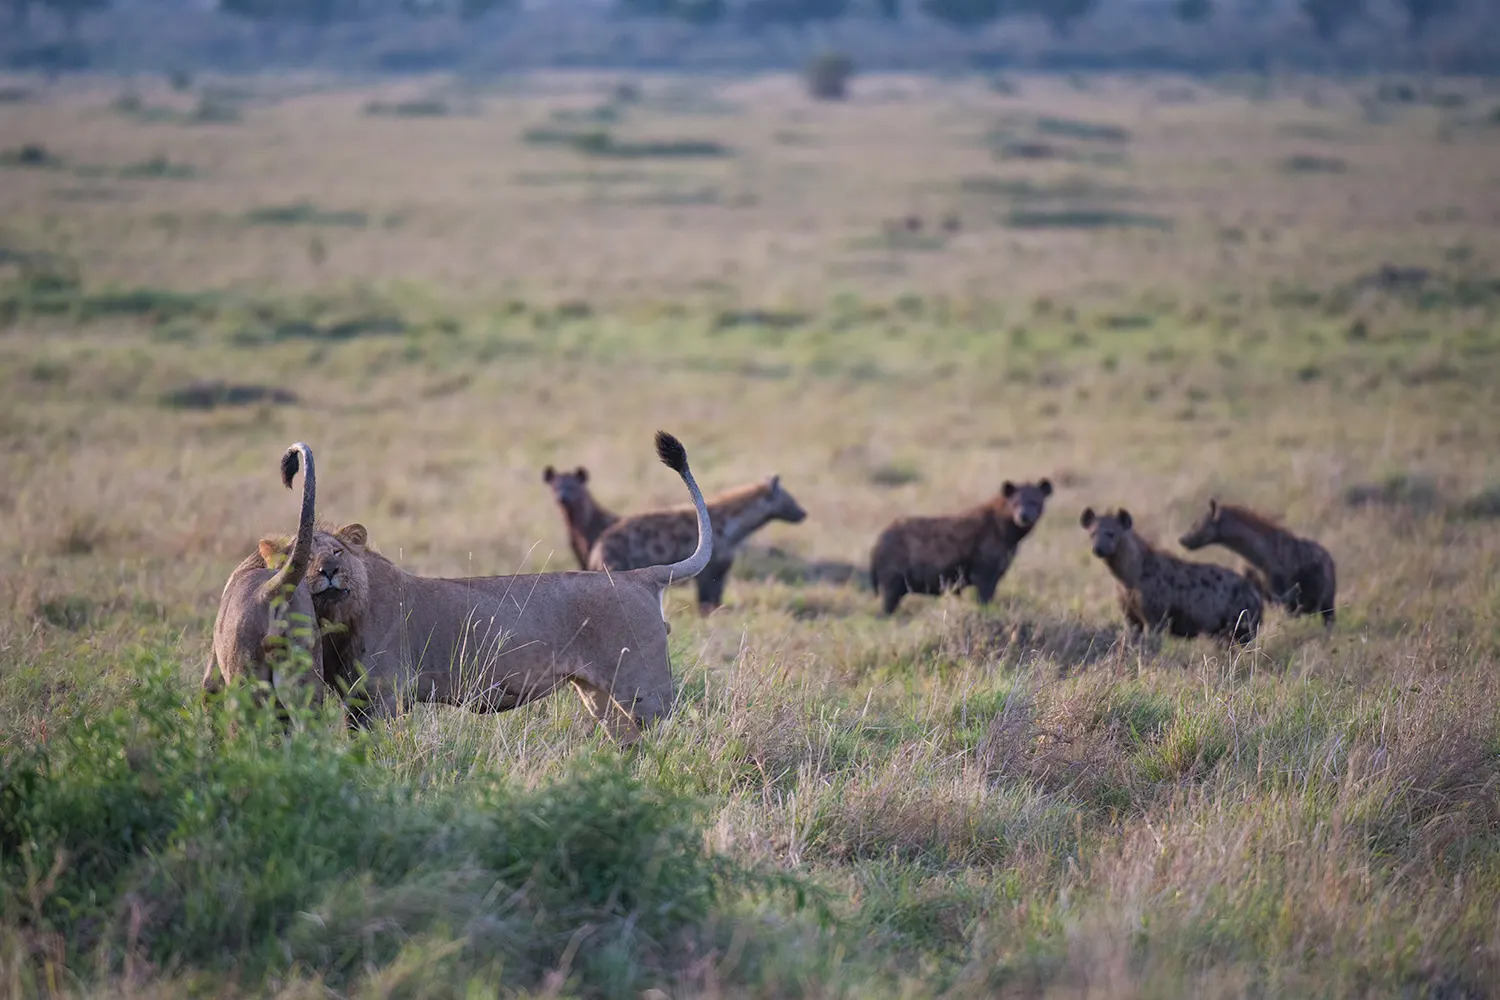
[1106,533,1148,587]
[1213,512,1282,573]
[568,495,617,543]
[710,490,774,549]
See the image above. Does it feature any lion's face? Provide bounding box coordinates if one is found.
[306,523,371,622]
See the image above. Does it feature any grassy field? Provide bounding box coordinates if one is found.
[2,69,1500,998]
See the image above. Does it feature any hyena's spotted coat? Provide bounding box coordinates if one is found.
[1081,507,1262,645]
[589,475,807,614]
[869,479,1053,614]
[542,464,619,570]
[1178,499,1337,625]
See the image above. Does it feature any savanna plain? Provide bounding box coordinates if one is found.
[2,69,1500,999]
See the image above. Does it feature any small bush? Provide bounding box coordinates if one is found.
[159,380,300,411]
[190,97,241,124]
[244,202,369,227]
[1450,485,1500,521]
[1281,154,1348,174]
[364,98,452,118]
[1344,472,1442,514]
[35,595,93,630]
[806,52,853,102]
[1005,208,1172,231]
[0,143,63,169]
[1034,115,1130,143]
[522,127,730,159]
[117,155,196,180]
[868,461,922,488]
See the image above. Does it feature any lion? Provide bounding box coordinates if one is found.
[203,442,325,712]
[306,430,712,743]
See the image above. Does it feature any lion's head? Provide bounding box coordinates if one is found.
[303,523,372,627]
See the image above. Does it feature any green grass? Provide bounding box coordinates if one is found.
[3,70,1500,1000]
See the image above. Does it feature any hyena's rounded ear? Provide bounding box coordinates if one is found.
[1039,479,1054,497]
[1118,509,1133,531]
[1208,497,1219,516]
[543,465,556,483]
[770,474,782,491]
[576,467,589,483]
[337,523,368,548]
[1002,481,1017,498]
[1080,507,1096,528]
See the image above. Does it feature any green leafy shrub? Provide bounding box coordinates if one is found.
[0,663,790,996]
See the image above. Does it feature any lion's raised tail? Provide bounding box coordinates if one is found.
[269,442,316,593]
[634,431,713,592]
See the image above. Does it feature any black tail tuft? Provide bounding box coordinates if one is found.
[655,430,688,475]
[280,444,304,490]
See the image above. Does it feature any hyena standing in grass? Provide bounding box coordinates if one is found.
[869,479,1053,615]
[1081,507,1262,645]
[589,474,808,615]
[542,464,619,570]
[1178,499,1337,625]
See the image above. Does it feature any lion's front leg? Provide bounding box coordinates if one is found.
[569,680,647,745]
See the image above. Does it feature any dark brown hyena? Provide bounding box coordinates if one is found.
[542,464,620,570]
[869,479,1053,615]
[1178,499,1337,626]
[1081,507,1262,645]
[589,475,807,615]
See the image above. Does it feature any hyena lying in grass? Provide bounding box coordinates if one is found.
[589,474,807,614]
[869,479,1053,614]
[1081,507,1262,645]
[542,464,620,570]
[1178,499,1337,626]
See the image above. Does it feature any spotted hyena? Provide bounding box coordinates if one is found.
[1178,499,1337,626]
[542,464,620,570]
[1081,506,1262,644]
[589,475,807,614]
[869,479,1052,615]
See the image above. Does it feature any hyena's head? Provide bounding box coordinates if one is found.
[1001,478,1054,531]
[543,465,593,511]
[1177,498,1222,551]
[1080,507,1133,560]
[764,475,808,524]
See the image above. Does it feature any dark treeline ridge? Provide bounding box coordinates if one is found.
[5,0,1500,77]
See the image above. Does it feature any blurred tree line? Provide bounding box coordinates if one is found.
[1,0,1492,54]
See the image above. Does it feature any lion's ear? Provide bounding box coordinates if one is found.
[337,523,368,548]
[258,537,286,565]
